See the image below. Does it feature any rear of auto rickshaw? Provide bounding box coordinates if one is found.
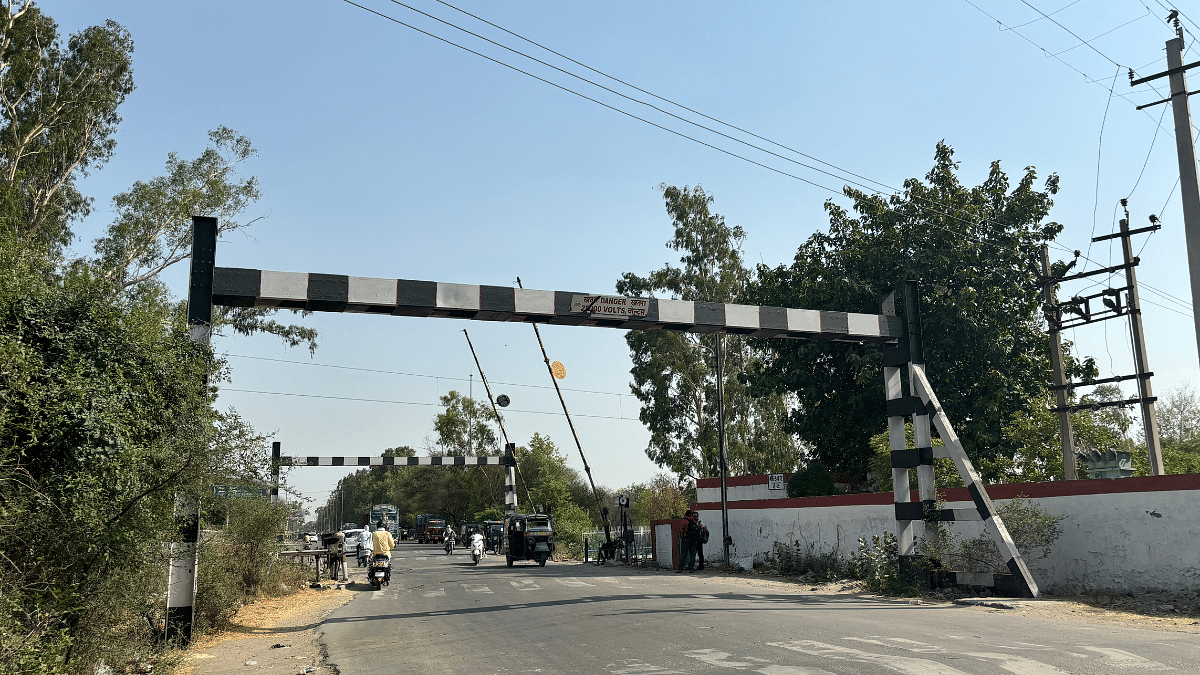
[503,513,555,567]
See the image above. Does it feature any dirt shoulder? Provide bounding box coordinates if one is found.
[178,584,353,675]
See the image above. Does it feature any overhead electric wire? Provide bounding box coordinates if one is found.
[1018,0,1127,67]
[337,0,845,195]
[1047,10,1152,58]
[1003,0,1083,30]
[344,0,1194,320]
[960,0,1186,138]
[429,0,896,194]
[345,0,1126,270]
[225,353,632,399]
[1126,102,1169,198]
[379,0,897,194]
[222,388,641,421]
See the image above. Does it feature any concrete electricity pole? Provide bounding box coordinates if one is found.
[1132,26,1200,368]
[1040,245,1077,480]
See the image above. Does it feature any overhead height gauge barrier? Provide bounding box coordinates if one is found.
[172,218,1040,645]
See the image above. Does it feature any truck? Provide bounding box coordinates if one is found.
[415,513,447,544]
[365,504,400,539]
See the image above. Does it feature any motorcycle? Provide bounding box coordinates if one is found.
[444,538,455,555]
[356,544,370,568]
[368,554,391,588]
[470,536,484,565]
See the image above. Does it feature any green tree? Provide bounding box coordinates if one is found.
[747,143,1094,480]
[617,185,799,481]
[0,2,134,249]
[91,126,317,352]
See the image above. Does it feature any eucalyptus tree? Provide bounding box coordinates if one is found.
[0,1,134,250]
[617,185,800,482]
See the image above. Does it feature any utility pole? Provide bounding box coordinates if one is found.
[1130,23,1200,368]
[1118,207,1166,475]
[714,333,730,568]
[1041,245,1077,479]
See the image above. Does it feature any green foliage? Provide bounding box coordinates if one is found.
[949,497,1064,573]
[1132,440,1200,476]
[868,424,959,492]
[848,532,915,595]
[747,143,1093,479]
[0,2,135,250]
[786,462,841,497]
[622,473,693,524]
[761,539,849,581]
[0,7,313,671]
[617,185,799,481]
[195,500,310,634]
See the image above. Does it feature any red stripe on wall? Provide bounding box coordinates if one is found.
[691,474,1200,511]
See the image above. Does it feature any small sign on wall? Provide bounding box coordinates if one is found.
[768,474,785,490]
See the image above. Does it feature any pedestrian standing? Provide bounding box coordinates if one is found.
[677,510,695,573]
[680,510,703,572]
[695,513,710,571]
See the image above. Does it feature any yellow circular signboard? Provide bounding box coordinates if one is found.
[550,361,567,379]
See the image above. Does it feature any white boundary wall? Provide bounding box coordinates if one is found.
[693,475,1200,594]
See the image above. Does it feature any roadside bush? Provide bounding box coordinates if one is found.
[950,496,1064,573]
[761,539,849,580]
[848,532,916,595]
[194,500,309,634]
[786,462,841,498]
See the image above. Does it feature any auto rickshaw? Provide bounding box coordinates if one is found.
[483,520,504,553]
[504,513,555,567]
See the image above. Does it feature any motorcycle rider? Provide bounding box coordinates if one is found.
[357,526,373,567]
[371,520,395,584]
[444,528,456,554]
[469,530,486,559]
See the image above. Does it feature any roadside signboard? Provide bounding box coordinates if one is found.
[768,474,785,491]
[571,294,649,318]
[213,485,269,499]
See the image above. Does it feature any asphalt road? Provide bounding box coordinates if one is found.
[320,542,1199,674]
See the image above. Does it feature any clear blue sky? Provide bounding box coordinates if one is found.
[49,0,1200,512]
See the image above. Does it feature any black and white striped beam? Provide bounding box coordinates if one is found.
[211,268,902,342]
[281,455,515,467]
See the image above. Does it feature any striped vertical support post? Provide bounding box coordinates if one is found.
[167,216,217,645]
[504,443,518,517]
[905,282,938,563]
[910,366,1041,598]
[880,290,915,559]
[271,442,281,505]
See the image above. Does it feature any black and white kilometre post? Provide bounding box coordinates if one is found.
[189,220,1039,599]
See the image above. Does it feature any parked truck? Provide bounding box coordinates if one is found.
[415,513,447,544]
[365,504,400,539]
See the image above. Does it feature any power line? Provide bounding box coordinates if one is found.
[1046,10,1152,59]
[1003,0,1083,30]
[344,0,1084,260]
[337,0,846,195]
[225,353,633,399]
[222,387,641,421]
[379,0,892,195]
[429,0,896,194]
[1018,0,1127,67]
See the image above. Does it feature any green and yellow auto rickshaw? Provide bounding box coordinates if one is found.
[504,513,555,567]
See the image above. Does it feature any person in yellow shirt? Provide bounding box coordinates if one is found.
[371,521,396,558]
